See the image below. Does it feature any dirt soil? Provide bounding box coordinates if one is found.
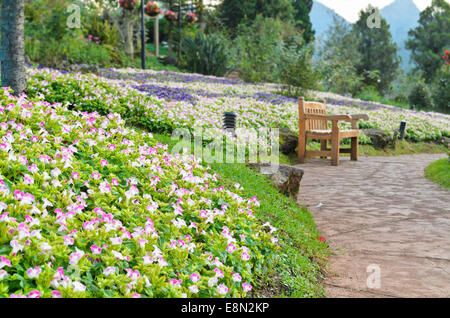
[295,153,450,298]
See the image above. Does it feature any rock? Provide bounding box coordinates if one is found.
[160,56,178,66]
[226,70,241,80]
[248,163,304,200]
[362,128,394,149]
[279,128,298,155]
[442,137,450,149]
[69,64,100,73]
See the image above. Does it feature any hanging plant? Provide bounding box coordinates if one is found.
[184,12,197,25]
[145,2,161,17]
[119,0,136,10]
[164,10,178,23]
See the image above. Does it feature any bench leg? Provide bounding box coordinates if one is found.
[298,135,306,164]
[320,140,327,159]
[331,122,340,166]
[351,136,358,161]
[331,138,340,166]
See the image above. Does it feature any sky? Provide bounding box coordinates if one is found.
[316,0,435,22]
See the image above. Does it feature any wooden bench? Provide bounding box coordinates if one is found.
[298,97,369,166]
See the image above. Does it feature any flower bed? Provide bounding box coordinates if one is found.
[27,67,450,145]
[0,87,277,298]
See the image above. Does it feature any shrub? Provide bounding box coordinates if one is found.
[408,80,434,110]
[278,41,321,97]
[181,32,235,77]
[431,65,450,113]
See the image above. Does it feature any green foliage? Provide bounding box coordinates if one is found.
[84,16,120,48]
[278,41,321,97]
[25,32,114,67]
[319,16,363,96]
[181,31,234,77]
[292,0,314,43]
[218,0,294,36]
[431,65,450,113]
[353,5,400,94]
[408,79,435,110]
[234,17,301,83]
[425,158,450,189]
[406,0,450,83]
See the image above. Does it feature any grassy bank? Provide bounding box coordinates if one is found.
[152,133,329,297]
[425,158,450,189]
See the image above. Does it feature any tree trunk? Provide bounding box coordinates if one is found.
[1,0,27,95]
[123,9,134,59]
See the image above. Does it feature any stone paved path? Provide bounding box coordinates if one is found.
[295,153,450,298]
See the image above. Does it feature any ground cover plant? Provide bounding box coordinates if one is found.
[0,87,282,298]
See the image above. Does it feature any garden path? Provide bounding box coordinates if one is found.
[296,153,450,297]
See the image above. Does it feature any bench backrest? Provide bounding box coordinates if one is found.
[298,97,328,131]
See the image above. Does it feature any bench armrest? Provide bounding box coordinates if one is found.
[350,114,369,121]
[304,114,351,121]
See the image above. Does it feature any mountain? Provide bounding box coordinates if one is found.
[380,0,421,70]
[310,0,348,40]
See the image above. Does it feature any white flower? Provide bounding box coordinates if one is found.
[72,281,86,292]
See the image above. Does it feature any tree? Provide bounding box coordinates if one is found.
[319,16,363,96]
[1,0,27,95]
[353,5,400,93]
[218,0,294,36]
[406,0,450,83]
[292,0,314,43]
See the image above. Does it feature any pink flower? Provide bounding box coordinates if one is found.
[190,272,200,283]
[111,178,119,186]
[26,266,41,279]
[51,290,62,298]
[14,190,24,200]
[28,290,41,298]
[63,236,74,246]
[126,269,140,280]
[242,282,252,292]
[100,159,108,167]
[72,172,80,180]
[103,267,116,276]
[169,278,182,287]
[217,284,229,295]
[90,244,102,255]
[99,181,111,194]
[214,268,224,278]
[69,249,85,265]
[226,243,237,253]
[23,174,34,185]
[241,252,250,261]
[232,272,242,282]
[91,172,101,180]
[0,256,11,269]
